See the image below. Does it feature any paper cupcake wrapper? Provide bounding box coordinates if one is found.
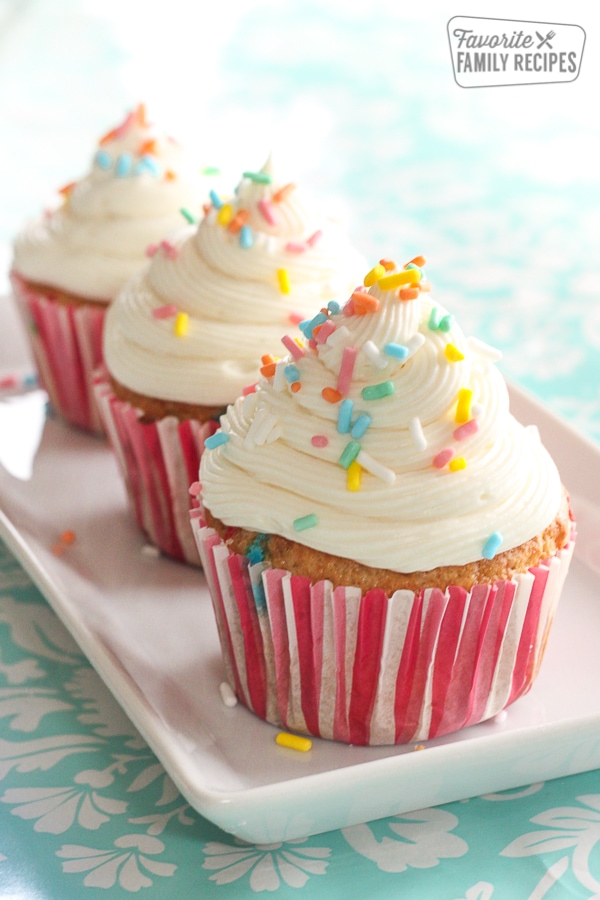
[192,517,576,745]
[94,373,219,566]
[11,270,106,434]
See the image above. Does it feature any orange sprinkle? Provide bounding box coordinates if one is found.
[322,387,342,403]
[399,287,420,301]
[99,126,119,146]
[60,530,76,545]
[202,202,212,215]
[261,355,275,365]
[138,139,158,156]
[352,292,380,315]
[228,209,250,234]
[51,543,66,557]
[407,255,426,267]
[312,323,324,337]
[58,181,76,197]
[291,382,301,393]
[135,102,147,126]
[379,258,396,271]
[260,363,277,378]
[273,183,296,202]
[164,170,177,181]
[418,281,431,292]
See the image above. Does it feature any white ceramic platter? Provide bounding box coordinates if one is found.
[1,298,600,843]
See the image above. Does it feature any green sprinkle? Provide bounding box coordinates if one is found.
[339,440,361,468]
[243,171,272,184]
[428,307,441,330]
[180,207,196,224]
[293,514,319,531]
[438,314,454,332]
[202,166,221,175]
[361,381,395,401]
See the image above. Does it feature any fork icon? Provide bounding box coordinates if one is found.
[536,30,555,49]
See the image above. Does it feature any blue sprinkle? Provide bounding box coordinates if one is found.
[305,312,327,339]
[240,224,254,249]
[337,398,354,434]
[251,578,267,610]
[135,154,160,177]
[205,431,229,450]
[115,153,133,178]
[482,531,503,560]
[327,300,341,315]
[384,342,409,360]
[284,364,300,383]
[209,189,222,209]
[350,413,371,439]
[95,149,112,170]
[22,373,38,388]
[247,533,268,565]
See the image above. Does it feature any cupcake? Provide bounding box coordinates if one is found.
[193,256,575,745]
[10,104,213,433]
[94,158,365,565]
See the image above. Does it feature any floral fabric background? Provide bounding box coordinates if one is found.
[1,0,599,896]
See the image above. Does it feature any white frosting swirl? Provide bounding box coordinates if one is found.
[200,263,564,572]
[103,158,365,405]
[12,105,211,302]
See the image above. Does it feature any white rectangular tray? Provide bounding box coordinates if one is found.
[1,299,599,843]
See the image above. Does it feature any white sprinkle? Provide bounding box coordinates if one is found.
[406,333,426,357]
[265,425,282,444]
[242,391,259,418]
[141,544,160,558]
[244,408,279,448]
[219,682,238,708]
[325,324,351,347]
[357,450,396,484]
[471,401,483,418]
[467,335,503,362]
[273,360,287,392]
[362,340,388,370]
[409,416,428,451]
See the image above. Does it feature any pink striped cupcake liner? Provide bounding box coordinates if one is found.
[11,270,106,434]
[94,373,220,566]
[192,516,576,745]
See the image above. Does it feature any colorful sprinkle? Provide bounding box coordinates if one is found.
[379,258,396,271]
[438,314,454,332]
[60,530,76,545]
[350,413,372,439]
[364,264,385,287]
[141,544,160,558]
[95,149,112,169]
[217,204,233,226]
[293,514,319,531]
[240,224,254,248]
[449,457,467,472]
[273,182,296,202]
[273,361,287,392]
[362,341,388,370]
[347,460,361,492]
[243,170,272,184]
[322,387,342,404]
[245,409,280,447]
[455,388,473,424]
[288,311,305,325]
[284,364,300,383]
[428,307,442,330]
[135,154,160,176]
[406,333,426,356]
[205,432,230,449]
[285,241,307,253]
[433,448,454,468]
[152,304,178,319]
[277,268,291,294]
[281,335,305,360]
[398,287,420,301]
[384,343,409,360]
[257,198,276,225]
[114,153,133,178]
[260,361,277,378]
[378,269,421,290]
[209,189,223,209]
[445,343,465,362]
[219,682,238,708]
[242,382,258,396]
[482,531,503,560]
[327,300,341,314]
[160,240,178,259]
[188,481,201,497]
[276,732,312,752]
[356,450,396,484]
[337,399,354,434]
[409,417,427,451]
[228,209,249,233]
[352,292,380,315]
[337,346,357,395]
[311,435,329,448]
[290,382,302,393]
[174,312,189,336]
[339,441,361,468]
[301,312,327,339]
[314,319,336,345]
[406,255,426,267]
[361,381,394,401]
[306,230,322,246]
[58,181,76,197]
[180,207,196,224]
[454,419,479,441]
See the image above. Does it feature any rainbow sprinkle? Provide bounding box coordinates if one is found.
[364,264,385,286]
[217,204,233,226]
[378,269,421,290]
[384,343,409,360]
[277,268,291,294]
[307,230,322,246]
[409,417,427,451]
[276,732,312,752]
[311,435,329,448]
[438,314,454,332]
[455,388,473,424]
[115,153,133,178]
[337,347,357,395]
[449,457,467,472]
[209,189,223,209]
[350,413,371,439]
[258,198,276,225]
[339,441,361,468]
[205,432,229,449]
[180,207,197,224]
[433,448,454,468]
[152,304,178,319]
[356,450,396,484]
[362,341,388,369]
[95,149,112,170]
[454,419,479,441]
[240,224,254,248]
[281,335,305,360]
[361,381,394,401]
[293,514,318,531]
[445,343,465,362]
[347,460,361,491]
[273,183,296,202]
[174,312,189,336]
[284,364,300,383]
[482,531,503,559]
[243,170,272,184]
[337,399,354,434]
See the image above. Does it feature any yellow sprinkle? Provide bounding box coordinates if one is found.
[449,456,467,472]
[217,203,233,226]
[278,268,291,294]
[275,732,312,752]
[445,343,465,363]
[363,264,386,287]
[378,269,421,290]
[455,387,473,423]
[174,312,189,337]
[347,460,361,491]
[414,744,426,751]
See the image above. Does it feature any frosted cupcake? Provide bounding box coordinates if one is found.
[10,104,213,433]
[194,256,575,745]
[95,158,365,564]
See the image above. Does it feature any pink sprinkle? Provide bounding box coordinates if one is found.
[288,311,304,325]
[152,304,178,319]
[311,435,329,448]
[0,375,18,390]
[308,338,318,350]
[188,481,201,496]
[258,198,276,225]
[453,419,479,441]
[342,299,355,317]
[285,241,308,253]
[161,240,179,259]
[315,320,336,345]
[242,382,258,396]
[146,243,158,258]
[337,346,357,395]
[281,334,305,360]
[307,229,323,247]
[433,448,455,469]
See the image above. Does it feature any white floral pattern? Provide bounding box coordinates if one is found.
[56,835,176,891]
[1,784,128,833]
[202,838,331,891]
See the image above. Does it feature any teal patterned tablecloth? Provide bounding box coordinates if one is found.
[2,1,600,896]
